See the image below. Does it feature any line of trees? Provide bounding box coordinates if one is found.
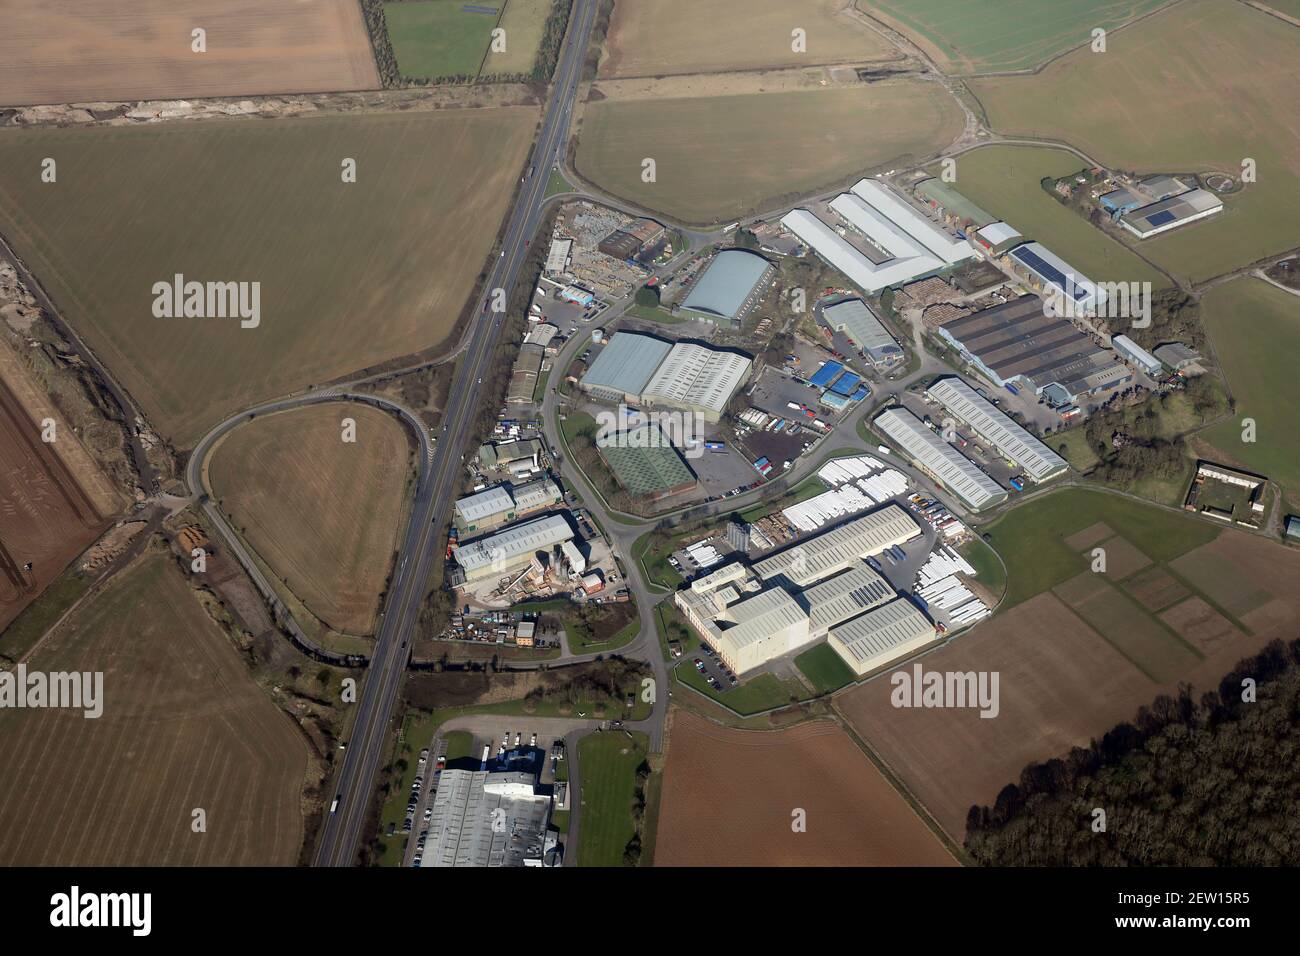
[966,638,1300,865]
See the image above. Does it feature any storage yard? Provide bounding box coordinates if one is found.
[0,109,538,447]
[0,0,379,107]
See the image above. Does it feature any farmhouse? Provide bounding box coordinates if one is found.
[679,249,774,324]
[873,407,1008,512]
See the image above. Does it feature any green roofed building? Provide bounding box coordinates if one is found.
[914,178,996,231]
[595,423,697,500]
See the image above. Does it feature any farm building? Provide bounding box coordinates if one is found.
[1120,188,1223,239]
[679,248,774,323]
[827,598,937,678]
[453,478,563,534]
[674,506,926,675]
[595,423,697,499]
[913,178,996,230]
[424,770,553,867]
[1098,187,1145,214]
[782,180,975,294]
[974,221,1023,256]
[925,378,1067,483]
[936,295,1132,401]
[823,298,903,366]
[453,514,574,584]
[580,332,750,421]
[873,407,1008,512]
[1153,342,1203,373]
[1110,334,1164,376]
[1008,242,1107,314]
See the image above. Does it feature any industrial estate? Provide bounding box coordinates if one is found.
[1,0,1298,905]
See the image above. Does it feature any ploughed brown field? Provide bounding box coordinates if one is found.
[838,532,1300,840]
[0,0,379,107]
[208,402,414,636]
[0,340,120,632]
[0,551,307,865]
[655,708,955,866]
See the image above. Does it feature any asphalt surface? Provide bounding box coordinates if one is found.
[311,0,601,867]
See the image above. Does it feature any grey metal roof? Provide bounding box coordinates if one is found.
[874,407,1008,511]
[823,298,897,354]
[828,598,935,669]
[580,332,671,397]
[681,249,771,318]
[926,377,1067,483]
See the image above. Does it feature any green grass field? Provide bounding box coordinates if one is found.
[675,661,811,715]
[969,0,1300,283]
[0,110,536,447]
[794,642,856,695]
[958,535,1007,605]
[984,487,1220,609]
[1200,278,1300,494]
[486,0,552,75]
[864,0,1171,73]
[936,145,1167,288]
[385,1,500,79]
[576,83,962,224]
[576,730,648,866]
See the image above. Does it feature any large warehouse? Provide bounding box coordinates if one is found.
[781,179,976,294]
[913,178,996,230]
[579,332,751,421]
[827,598,937,678]
[935,294,1132,401]
[823,298,902,366]
[926,377,1068,484]
[1008,242,1106,314]
[453,477,563,534]
[453,514,574,584]
[595,423,698,500]
[674,505,929,675]
[679,249,774,323]
[424,770,554,867]
[873,407,1008,512]
[1120,188,1222,239]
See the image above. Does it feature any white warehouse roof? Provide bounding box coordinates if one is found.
[848,179,976,265]
[752,504,921,586]
[1009,242,1106,313]
[642,343,752,418]
[827,598,937,677]
[874,407,1008,511]
[454,485,514,525]
[926,377,1067,483]
[802,562,894,635]
[454,514,573,577]
[977,221,1022,247]
[680,249,772,319]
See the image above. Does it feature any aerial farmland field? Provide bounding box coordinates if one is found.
[968,0,1300,283]
[936,145,1168,289]
[385,0,501,79]
[0,549,308,865]
[208,403,415,637]
[575,82,961,224]
[1199,278,1300,498]
[861,0,1172,74]
[656,709,956,865]
[838,486,1300,839]
[599,0,900,77]
[487,0,555,75]
[0,0,379,107]
[0,338,121,633]
[0,108,537,448]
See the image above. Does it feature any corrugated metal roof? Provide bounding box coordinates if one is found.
[680,249,772,318]
[455,514,573,574]
[914,177,997,227]
[801,563,894,634]
[581,332,671,397]
[874,407,1008,511]
[642,343,751,416]
[454,485,514,523]
[824,298,897,354]
[752,504,921,586]
[828,598,935,667]
[926,377,1067,483]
